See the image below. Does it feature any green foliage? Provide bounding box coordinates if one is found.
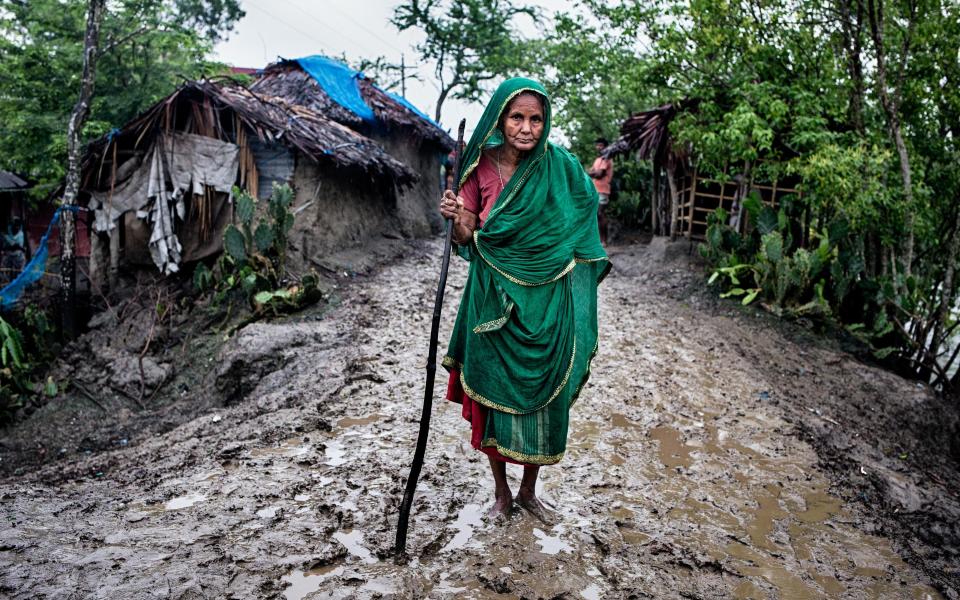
[530,0,960,381]
[702,198,847,317]
[194,184,321,323]
[0,0,242,188]
[193,263,214,293]
[223,225,247,263]
[607,160,651,229]
[392,0,538,122]
[254,224,274,254]
[0,317,25,372]
[0,311,58,421]
[252,274,322,317]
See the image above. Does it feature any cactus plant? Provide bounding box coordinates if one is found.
[199,182,315,317]
[223,224,247,263]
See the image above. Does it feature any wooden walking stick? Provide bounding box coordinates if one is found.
[395,118,466,556]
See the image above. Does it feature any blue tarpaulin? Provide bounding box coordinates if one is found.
[0,205,77,310]
[294,56,445,135]
[296,56,376,122]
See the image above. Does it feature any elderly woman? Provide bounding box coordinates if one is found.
[439,78,610,520]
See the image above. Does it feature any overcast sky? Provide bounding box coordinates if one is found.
[212,0,568,138]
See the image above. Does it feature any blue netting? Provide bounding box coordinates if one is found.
[0,205,77,310]
[296,55,376,122]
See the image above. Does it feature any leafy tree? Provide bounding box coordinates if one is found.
[353,55,423,95]
[391,0,537,123]
[533,0,960,391]
[531,9,653,158]
[0,0,244,188]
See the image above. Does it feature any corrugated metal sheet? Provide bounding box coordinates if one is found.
[250,139,295,200]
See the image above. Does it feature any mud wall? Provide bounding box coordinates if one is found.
[288,159,400,263]
[370,132,445,238]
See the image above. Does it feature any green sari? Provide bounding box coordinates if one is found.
[442,77,610,465]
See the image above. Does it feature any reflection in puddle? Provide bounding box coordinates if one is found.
[434,572,468,595]
[442,503,484,552]
[249,437,310,459]
[333,529,376,564]
[796,490,842,524]
[727,541,817,599]
[325,440,348,466]
[281,565,343,600]
[581,583,603,600]
[164,493,207,511]
[649,426,693,469]
[256,505,280,519]
[533,527,573,555]
[337,414,383,428]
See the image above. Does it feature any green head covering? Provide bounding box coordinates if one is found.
[457,77,552,189]
[442,77,610,465]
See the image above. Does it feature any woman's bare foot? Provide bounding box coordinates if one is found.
[486,457,513,520]
[515,488,557,525]
[487,492,513,519]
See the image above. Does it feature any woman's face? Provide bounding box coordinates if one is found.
[501,93,544,153]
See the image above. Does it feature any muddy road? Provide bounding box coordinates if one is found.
[1,238,957,599]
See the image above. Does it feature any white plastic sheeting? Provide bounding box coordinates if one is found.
[89,132,239,274]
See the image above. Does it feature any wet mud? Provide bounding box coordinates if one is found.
[1,237,957,599]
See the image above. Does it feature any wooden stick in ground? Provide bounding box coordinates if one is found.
[395,119,466,557]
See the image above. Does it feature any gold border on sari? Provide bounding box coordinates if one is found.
[459,337,576,415]
[480,437,565,465]
[473,234,577,287]
[472,301,514,334]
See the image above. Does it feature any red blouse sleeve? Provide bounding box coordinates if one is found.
[459,169,481,216]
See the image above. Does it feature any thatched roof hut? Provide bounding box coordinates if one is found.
[0,171,27,191]
[609,100,799,241]
[81,79,416,194]
[249,57,454,242]
[79,75,441,288]
[606,102,685,167]
[251,57,452,151]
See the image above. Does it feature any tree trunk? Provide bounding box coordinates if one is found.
[435,84,453,124]
[838,0,866,135]
[929,205,960,382]
[867,0,916,278]
[60,0,106,339]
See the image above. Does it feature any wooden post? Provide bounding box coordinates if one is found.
[687,165,698,240]
[731,159,752,234]
[667,163,680,240]
[650,161,660,235]
[60,0,106,338]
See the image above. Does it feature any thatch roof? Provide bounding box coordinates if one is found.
[81,79,416,191]
[606,103,678,164]
[251,59,454,150]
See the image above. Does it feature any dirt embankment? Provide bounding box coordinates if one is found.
[1,237,958,599]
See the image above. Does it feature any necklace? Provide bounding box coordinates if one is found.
[496,146,506,189]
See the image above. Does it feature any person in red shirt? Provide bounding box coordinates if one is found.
[588,137,613,244]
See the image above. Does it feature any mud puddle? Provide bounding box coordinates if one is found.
[0,238,952,599]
